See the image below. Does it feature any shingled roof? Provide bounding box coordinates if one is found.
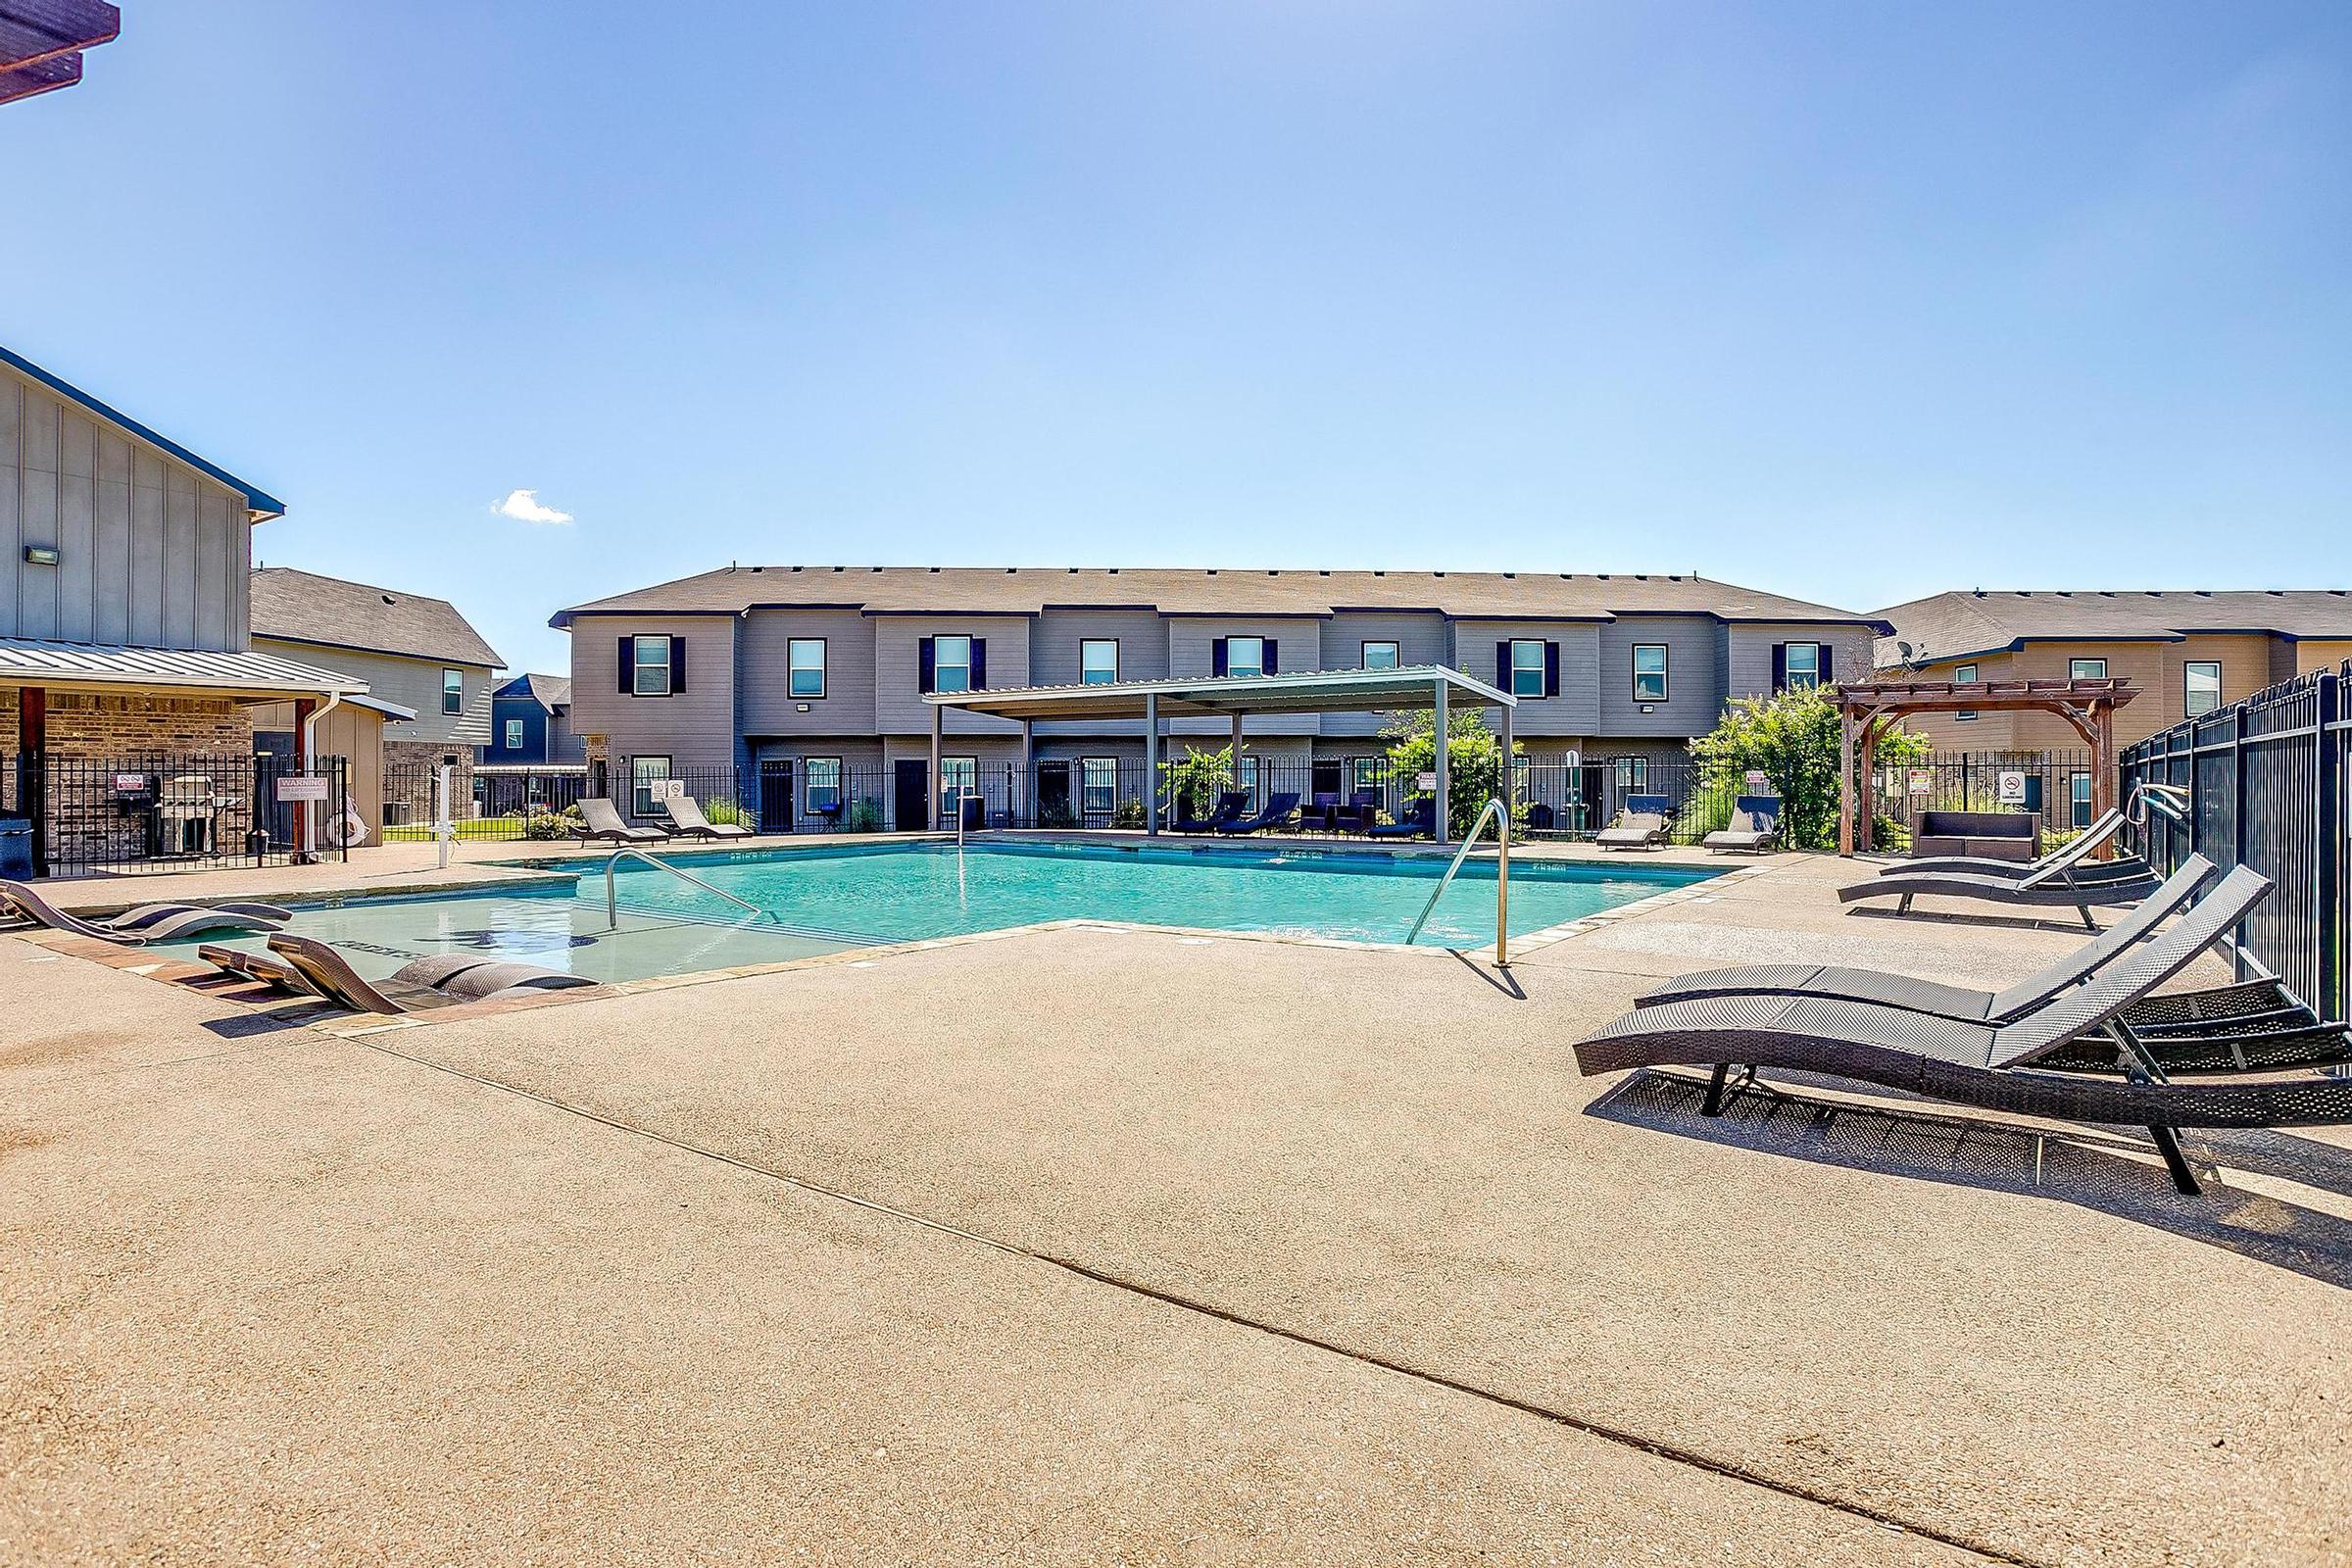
[1878,589,2352,668]
[551,566,1885,629]
[251,567,503,667]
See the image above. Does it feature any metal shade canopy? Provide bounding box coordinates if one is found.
[922,663,1513,721]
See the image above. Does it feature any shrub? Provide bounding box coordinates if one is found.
[848,797,884,834]
[1162,746,1242,820]
[1688,688,1928,852]
[1381,709,1526,832]
[1109,797,1147,829]
[522,805,583,841]
[702,797,752,827]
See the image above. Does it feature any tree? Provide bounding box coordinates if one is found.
[1381,708,1524,830]
[1689,687,1926,851]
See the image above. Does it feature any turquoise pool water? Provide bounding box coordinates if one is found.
[160,842,1716,986]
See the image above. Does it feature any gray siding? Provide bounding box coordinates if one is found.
[569,615,740,761]
[1597,616,1725,737]
[1319,612,1448,738]
[1164,615,1322,737]
[1456,621,1603,737]
[739,609,874,735]
[1030,609,1167,741]
[0,366,251,652]
[253,639,499,747]
[871,615,1028,738]
[1725,622,1877,702]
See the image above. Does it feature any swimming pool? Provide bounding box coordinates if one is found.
[161,841,1718,986]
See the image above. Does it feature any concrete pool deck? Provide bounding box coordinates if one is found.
[5,851,2347,1564]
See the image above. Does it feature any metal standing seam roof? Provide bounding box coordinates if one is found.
[923,664,1513,721]
[0,636,368,698]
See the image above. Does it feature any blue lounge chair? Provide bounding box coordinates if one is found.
[1366,798,1435,840]
[1220,792,1300,835]
[1174,791,1249,834]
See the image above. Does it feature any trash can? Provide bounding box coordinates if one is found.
[0,817,31,881]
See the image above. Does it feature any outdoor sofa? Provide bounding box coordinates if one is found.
[1911,808,2037,864]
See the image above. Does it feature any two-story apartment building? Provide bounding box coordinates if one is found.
[1876,590,2352,752]
[482,673,581,765]
[553,565,1886,826]
[1,345,365,873]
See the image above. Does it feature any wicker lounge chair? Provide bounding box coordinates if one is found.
[1701,796,1780,855]
[1883,809,2128,880]
[1365,798,1435,840]
[266,934,597,1015]
[573,798,669,845]
[1219,792,1299,835]
[0,879,291,945]
[1840,849,2160,930]
[1576,865,2352,1195]
[1596,794,1671,851]
[1173,791,1249,834]
[1639,855,2217,1021]
[659,794,753,840]
[197,942,323,997]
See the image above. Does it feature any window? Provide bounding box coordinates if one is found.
[1081,639,1120,685]
[504,718,524,752]
[1632,644,1668,704]
[1235,753,1261,809]
[788,639,826,699]
[805,756,842,814]
[633,634,672,697]
[2069,658,2108,681]
[1080,757,1117,817]
[1954,662,1979,721]
[2070,771,2093,830]
[443,668,465,715]
[1350,756,1382,793]
[1784,642,1821,691]
[1226,635,1265,678]
[1362,640,1400,670]
[1614,757,1649,791]
[2184,661,2222,717]
[939,755,977,803]
[631,756,671,817]
[934,635,973,694]
[1511,639,1546,698]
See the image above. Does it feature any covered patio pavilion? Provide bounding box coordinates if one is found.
[924,665,1516,844]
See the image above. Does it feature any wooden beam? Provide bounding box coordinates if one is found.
[1838,702,1856,857]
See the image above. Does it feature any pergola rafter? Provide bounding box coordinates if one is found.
[1833,677,2138,856]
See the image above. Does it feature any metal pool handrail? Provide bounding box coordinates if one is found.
[605,848,765,931]
[1405,795,1511,967]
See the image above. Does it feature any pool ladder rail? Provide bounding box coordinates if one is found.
[1404,795,1511,967]
[604,848,768,931]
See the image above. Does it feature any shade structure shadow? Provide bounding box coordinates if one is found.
[1586,1068,2352,1291]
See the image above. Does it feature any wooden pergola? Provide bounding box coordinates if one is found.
[1834,677,2139,856]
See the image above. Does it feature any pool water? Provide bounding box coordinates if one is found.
[161,841,1716,986]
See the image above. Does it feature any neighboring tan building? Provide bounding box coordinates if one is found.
[553,564,1887,827]
[483,673,580,765]
[1876,590,2352,753]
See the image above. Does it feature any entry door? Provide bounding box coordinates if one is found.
[254,730,299,849]
[1035,760,1071,827]
[1310,759,1344,798]
[759,760,795,833]
[893,759,929,832]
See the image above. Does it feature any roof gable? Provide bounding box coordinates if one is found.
[1,344,283,518]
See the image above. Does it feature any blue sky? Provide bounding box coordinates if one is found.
[4,2,2346,675]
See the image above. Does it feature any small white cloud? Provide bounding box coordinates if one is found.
[492,488,573,525]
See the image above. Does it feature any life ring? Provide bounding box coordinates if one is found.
[321,807,370,849]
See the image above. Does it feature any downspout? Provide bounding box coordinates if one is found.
[300,691,344,859]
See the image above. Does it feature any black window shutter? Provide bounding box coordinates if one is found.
[917,637,936,694]
[1544,641,1560,698]
[669,635,686,693]
[1211,638,1228,677]
[1495,641,1510,690]
[1771,644,1787,693]
[1814,643,1833,684]
[971,638,988,690]
[617,636,635,695]
[1262,638,1277,674]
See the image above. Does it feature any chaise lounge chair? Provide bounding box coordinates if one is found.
[1365,798,1435,840]
[1595,794,1671,851]
[1701,796,1780,855]
[1638,855,2218,1022]
[1219,792,1300,836]
[1841,845,2160,930]
[1575,864,2352,1195]
[0,879,291,945]
[659,794,754,840]
[1881,808,2130,880]
[572,797,670,846]
[266,934,598,1015]
[1173,791,1250,834]
[197,942,323,997]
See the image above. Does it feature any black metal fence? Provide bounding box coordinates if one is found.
[1,750,350,877]
[381,762,594,842]
[2122,662,2346,1026]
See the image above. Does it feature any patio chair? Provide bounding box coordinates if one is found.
[1336,791,1382,835]
[1701,795,1780,855]
[572,797,669,845]
[1841,846,2161,930]
[1365,798,1435,840]
[659,794,754,840]
[1219,792,1300,835]
[1637,855,2218,1022]
[0,879,291,945]
[1298,792,1343,834]
[1575,865,2352,1196]
[1173,791,1249,834]
[266,934,597,1015]
[1881,808,2128,881]
[197,942,323,997]
[1595,794,1672,851]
